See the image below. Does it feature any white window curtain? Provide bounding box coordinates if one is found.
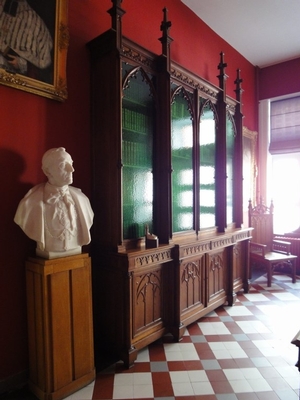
[269,96,300,234]
[269,96,300,154]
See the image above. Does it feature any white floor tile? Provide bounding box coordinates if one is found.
[243,293,271,302]
[247,378,272,392]
[180,350,200,360]
[164,342,199,361]
[192,381,214,395]
[271,292,300,301]
[275,365,300,378]
[136,347,150,362]
[236,320,271,334]
[198,321,231,335]
[211,349,233,359]
[223,368,245,380]
[172,382,194,396]
[257,347,280,357]
[285,281,300,289]
[164,342,182,352]
[209,341,248,359]
[225,305,253,316]
[188,370,209,382]
[165,351,183,361]
[133,384,153,398]
[113,385,134,399]
[256,304,280,315]
[133,372,152,385]
[251,357,272,367]
[284,376,300,390]
[240,368,263,379]
[170,370,190,383]
[252,339,277,349]
[273,275,293,281]
[229,379,254,393]
[114,373,134,386]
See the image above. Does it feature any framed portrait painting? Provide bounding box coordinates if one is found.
[0,0,68,101]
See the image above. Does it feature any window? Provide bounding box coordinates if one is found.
[270,96,300,154]
[271,152,300,234]
[269,96,300,234]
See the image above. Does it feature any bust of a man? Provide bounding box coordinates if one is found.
[14,147,94,259]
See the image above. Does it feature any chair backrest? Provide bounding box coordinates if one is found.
[248,199,274,251]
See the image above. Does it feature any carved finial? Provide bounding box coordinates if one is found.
[160,8,172,35]
[234,68,244,117]
[270,199,274,214]
[217,52,228,92]
[108,0,126,37]
[159,7,173,59]
[248,199,253,211]
[234,69,243,100]
[218,52,227,73]
[235,69,243,87]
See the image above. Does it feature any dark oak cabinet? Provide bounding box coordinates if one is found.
[88,1,251,368]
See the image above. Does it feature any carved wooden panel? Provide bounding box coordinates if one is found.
[206,248,227,306]
[132,267,163,339]
[231,239,249,295]
[180,257,205,312]
[233,242,242,283]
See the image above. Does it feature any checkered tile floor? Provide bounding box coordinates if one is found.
[63,273,300,400]
[6,273,300,400]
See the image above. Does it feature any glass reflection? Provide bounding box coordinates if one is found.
[199,103,216,229]
[226,115,234,225]
[122,65,154,239]
[171,88,193,232]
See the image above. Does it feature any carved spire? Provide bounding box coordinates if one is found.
[108,0,126,48]
[234,69,244,114]
[159,8,173,60]
[217,52,228,96]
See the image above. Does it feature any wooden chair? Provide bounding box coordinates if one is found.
[248,199,297,287]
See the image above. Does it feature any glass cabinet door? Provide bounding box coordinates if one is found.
[226,113,235,225]
[199,100,216,229]
[171,86,194,233]
[122,65,156,240]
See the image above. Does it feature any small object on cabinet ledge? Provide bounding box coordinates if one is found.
[145,224,159,249]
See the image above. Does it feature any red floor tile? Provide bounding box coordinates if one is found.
[210,379,233,394]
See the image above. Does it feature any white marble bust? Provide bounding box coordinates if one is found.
[14,147,94,259]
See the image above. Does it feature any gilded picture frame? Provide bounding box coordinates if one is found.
[0,0,69,101]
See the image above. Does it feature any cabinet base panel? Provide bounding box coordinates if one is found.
[122,327,170,368]
[28,369,95,400]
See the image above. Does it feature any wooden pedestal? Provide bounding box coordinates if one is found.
[26,253,95,400]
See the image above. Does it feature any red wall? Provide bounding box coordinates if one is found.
[259,58,300,100]
[0,0,257,385]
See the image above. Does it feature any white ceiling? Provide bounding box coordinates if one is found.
[181,0,300,68]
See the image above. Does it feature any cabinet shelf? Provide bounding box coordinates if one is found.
[122,128,149,137]
[123,97,151,110]
[123,164,152,170]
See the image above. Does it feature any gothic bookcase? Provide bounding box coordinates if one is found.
[87,1,252,368]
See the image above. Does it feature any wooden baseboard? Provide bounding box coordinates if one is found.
[0,369,28,396]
